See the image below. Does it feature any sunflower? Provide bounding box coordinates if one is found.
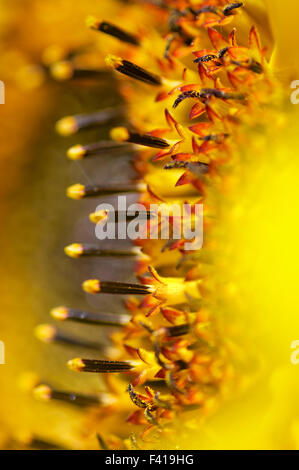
[2,0,299,450]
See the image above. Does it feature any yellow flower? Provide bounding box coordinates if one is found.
[2,0,299,450]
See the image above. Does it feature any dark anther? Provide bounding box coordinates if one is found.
[194,54,218,64]
[223,2,243,17]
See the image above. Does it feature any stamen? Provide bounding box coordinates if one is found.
[164,160,209,175]
[50,61,107,81]
[199,133,229,142]
[144,407,159,425]
[136,0,168,8]
[82,279,154,296]
[194,47,231,65]
[33,384,103,407]
[218,47,229,59]
[194,54,218,64]
[66,184,85,200]
[249,60,263,74]
[223,2,243,17]
[66,182,146,200]
[154,342,173,370]
[51,306,130,327]
[67,358,134,373]
[162,324,190,337]
[34,324,56,344]
[129,434,140,450]
[56,107,122,136]
[64,243,141,259]
[67,141,131,160]
[105,55,162,86]
[140,321,154,334]
[21,437,64,451]
[188,338,211,351]
[87,17,140,46]
[232,59,263,74]
[50,61,73,81]
[89,210,108,224]
[201,88,244,100]
[42,43,91,66]
[110,127,170,149]
[173,88,246,108]
[166,371,185,394]
[97,434,109,450]
[89,209,153,224]
[173,90,201,109]
[168,9,184,34]
[127,384,148,409]
[34,324,103,350]
[199,88,246,101]
[164,35,175,58]
[193,6,218,15]
[164,161,189,170]
[154,392,172,409]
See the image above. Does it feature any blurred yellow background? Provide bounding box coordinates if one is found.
[0,0,128,448]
